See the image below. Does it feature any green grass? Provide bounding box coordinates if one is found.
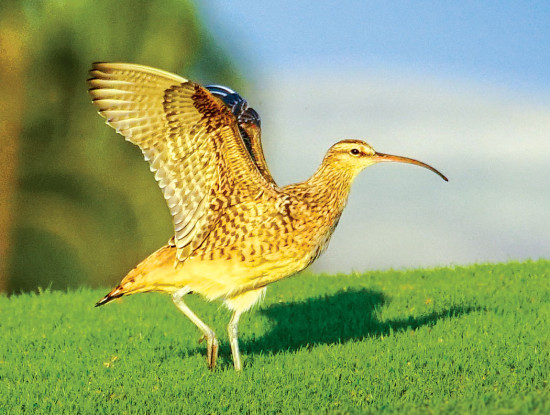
[2,260,550,414]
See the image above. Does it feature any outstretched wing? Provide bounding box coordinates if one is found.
[88,62,274,261]
[205,85,275,184]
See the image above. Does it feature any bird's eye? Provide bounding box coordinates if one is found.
[350,148,360,156]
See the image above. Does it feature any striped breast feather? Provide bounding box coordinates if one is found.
[88,62,274,261]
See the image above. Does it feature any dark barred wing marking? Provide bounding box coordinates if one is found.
[205,85,275,185]
[205,85,261,128]
[206,85,262,167]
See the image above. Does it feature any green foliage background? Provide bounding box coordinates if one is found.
[2,0,244,293]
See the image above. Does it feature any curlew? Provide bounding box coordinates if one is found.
[88,63,447,371]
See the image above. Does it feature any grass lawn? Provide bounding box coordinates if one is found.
[1,260,550,413]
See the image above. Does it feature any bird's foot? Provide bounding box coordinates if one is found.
[199,334,218,369]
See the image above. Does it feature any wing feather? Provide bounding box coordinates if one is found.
[88,62,274,261]
[205,85,276,185]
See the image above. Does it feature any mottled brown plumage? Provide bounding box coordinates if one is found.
[89,63,447,371]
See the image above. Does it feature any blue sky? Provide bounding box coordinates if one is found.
[200,1,549,93]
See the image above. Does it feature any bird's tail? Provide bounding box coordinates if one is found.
[95,286,125,307]
[94,243,178,307]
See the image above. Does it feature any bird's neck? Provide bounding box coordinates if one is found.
[307,161,356,212]
[286,160,357,222]
[280,160,359,267]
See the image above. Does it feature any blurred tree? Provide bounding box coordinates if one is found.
[0,3,28,292]
[3,0,244,293]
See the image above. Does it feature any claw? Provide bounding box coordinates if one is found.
[198,333,218,368]
[207,337,219,369]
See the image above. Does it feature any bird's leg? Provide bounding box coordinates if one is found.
[227,310,243,371]
[172,288,219,369]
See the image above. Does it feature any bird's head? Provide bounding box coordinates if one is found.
[324,139,448,181]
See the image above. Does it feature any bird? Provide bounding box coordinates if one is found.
[88,62,447,371]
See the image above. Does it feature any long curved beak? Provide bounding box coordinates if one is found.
[373,152,448,181]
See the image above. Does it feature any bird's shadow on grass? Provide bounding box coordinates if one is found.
[238,288,479,356]
[182,288,480,368]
